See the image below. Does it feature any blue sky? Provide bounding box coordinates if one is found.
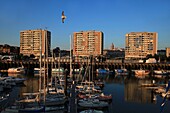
[0,0,170,50]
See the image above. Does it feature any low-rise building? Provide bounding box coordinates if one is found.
[103,49,125,59]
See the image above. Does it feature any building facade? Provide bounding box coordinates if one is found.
[125,32,157,59]
[110,43,114,50]
[73,30,103,56]
[20,29,51,57]
[166,47,170,57]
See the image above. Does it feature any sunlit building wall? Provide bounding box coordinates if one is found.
[166,47,170,57]
[73,30,103,56]
[125,32,157,59]
[20,29,51,57]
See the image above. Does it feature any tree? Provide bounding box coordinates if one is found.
[17,53,23,60]
[30,54,35,59]
[146,54,153,59]
[23,55,29,60]
[167,56,170,62]
[154,54,159,61]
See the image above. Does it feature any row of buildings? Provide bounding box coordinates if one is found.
[19,30,104,58]
[1,29,170,59]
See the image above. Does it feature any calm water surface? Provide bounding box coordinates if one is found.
[101,75,170,113]
[1,73,170,113]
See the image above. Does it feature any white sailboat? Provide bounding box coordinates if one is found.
[78,98,109,108]
[2,30,45,113]
[77,56,111,109]
[8,66,25,74]
[80,109,104,113]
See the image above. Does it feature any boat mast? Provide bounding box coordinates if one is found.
[70,35,72,78]
[43,30,46,105]
[91,55,93,81]
[54,52,57,88]
[39,29,42,102]
[50,50,53,88]
[58,49,60,79]
[46,29,49,97]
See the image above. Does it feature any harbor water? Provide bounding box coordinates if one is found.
[1,72,170,113]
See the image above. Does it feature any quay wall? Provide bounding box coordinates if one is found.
[0,59,170,72]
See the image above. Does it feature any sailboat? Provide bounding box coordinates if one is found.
[2,30,67,113]
[18,30,47,112]
[3,104,45,113]
[115,66,129,76]
[44,75,67,107]
[2,30,45,113]
[134,69,150,78]
[80,109,104,113]
[39,31,66,109]
[76,56,110,109]
[51,52,65,76]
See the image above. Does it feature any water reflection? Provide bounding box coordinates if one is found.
[70,73,168,107]
[19,77,39,97]
[100,73,170,113]
[124,79,156,104]
[1,72,170,113]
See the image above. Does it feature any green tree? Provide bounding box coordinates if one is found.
[30,54,35,59]
[146,54,153,59]
[17,54,23,60]
[154,54,159,61]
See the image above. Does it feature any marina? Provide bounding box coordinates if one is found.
[0,70,170,113]
[0,0,170,113]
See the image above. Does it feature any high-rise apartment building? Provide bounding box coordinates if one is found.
[20,29,51,57]
[125,32,157,59]
[73,30,103,56]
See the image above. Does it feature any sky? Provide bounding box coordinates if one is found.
[0,0,170,50]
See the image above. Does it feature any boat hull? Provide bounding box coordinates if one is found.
[8,67,25,74]
[18,106,45,113]
[134,70,150,78]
